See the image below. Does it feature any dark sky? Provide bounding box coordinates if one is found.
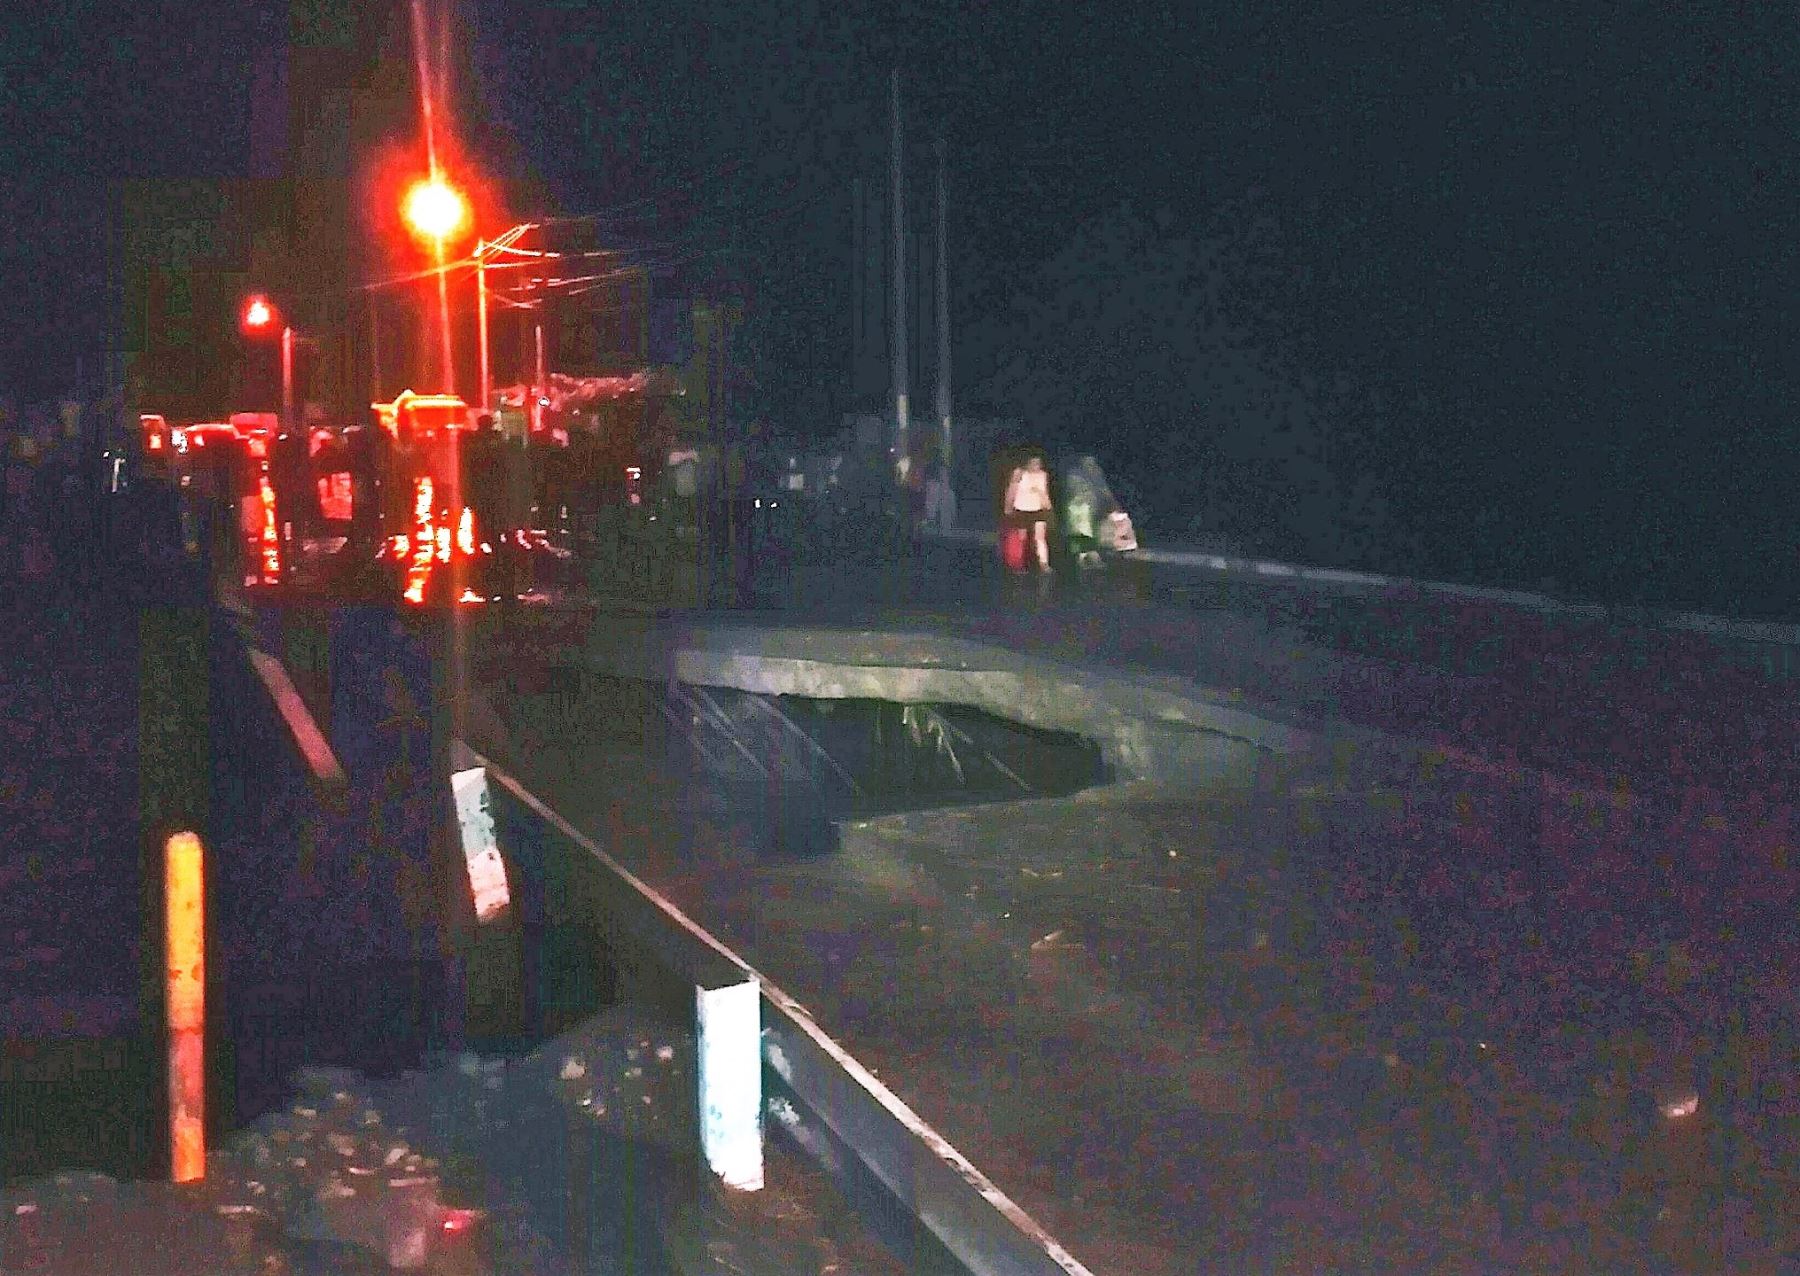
[1,0,1793,606]
[465,0,1797,603]
[0,0,259,391]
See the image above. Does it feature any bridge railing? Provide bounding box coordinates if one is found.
[459,743,1097,1276]
[457,744,765,1194]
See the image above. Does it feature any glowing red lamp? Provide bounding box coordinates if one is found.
[241,295,276,333]
[402,178,471,243]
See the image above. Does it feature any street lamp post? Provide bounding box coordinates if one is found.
[242,295,301,434]
[534,312,546,435]
[402,177,471,399]
[280,323,294,436]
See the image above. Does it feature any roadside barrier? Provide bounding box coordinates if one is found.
[463,745,1095,1274]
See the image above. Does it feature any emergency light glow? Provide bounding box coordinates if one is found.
[403,477,436,604]
[257,475,282,585]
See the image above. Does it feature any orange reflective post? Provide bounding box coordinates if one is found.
[165,831,206,1183]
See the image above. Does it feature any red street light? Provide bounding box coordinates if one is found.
[240,294,296,431]
[242,295,276,333]
[402,177,471,244]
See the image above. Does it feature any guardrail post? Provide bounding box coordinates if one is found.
[448,751,523,1045]
[467,749,766,1192]
[696,975,763,1192]
[450,758,513,925]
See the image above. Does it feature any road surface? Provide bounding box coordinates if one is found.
[455,523,1800,1273]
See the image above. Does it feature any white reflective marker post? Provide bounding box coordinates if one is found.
[451,765,511,923]
[697,977,764,1192]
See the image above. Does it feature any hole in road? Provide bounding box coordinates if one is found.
[516,671,1109,857]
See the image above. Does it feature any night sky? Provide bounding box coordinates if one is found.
[1,1,1793,613]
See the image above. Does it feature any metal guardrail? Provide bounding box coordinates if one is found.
[466,746,1096,1276]
[464,745,767,1195]
[759,989,1095,1276]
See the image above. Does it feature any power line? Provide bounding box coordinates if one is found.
[357,254,481,292]
[359,231,654,293]
[482,241,555,258]
[485,245,732,309]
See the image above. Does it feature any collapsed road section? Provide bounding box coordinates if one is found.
[466,606,1800,1274]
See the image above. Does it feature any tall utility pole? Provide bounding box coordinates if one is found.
[889,68,909,482]
[434,242,455,398]
[934,138,952,483]
[533,314,547,434]
[851,177,864,402]
[476,239,491,416]
[368,292,382,404]
[280,324,295,435]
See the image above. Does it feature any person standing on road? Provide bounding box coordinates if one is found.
[192,429,241,585]
[1059,454,1119,569]
[465,415,507,599]
[922,449,956,533]
[1003,452,1053,572]
[465,415,500,538]
[344,424,380,559]
[491,429,531,603]
[271,427,312,570]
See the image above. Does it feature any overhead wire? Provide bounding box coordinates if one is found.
[360,233,647,293]
[357,154,785,299]
[358,253,482,292]
[477,248,635,269]
[487,248,726,308]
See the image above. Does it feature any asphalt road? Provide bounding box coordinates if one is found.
[562,515,1798,821]
[467,526,1800,1273]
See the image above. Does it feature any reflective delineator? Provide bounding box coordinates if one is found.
[697,978,764,1192]
[451,765,511,923]
[165,831,205,1183]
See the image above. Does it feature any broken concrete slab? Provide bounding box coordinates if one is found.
[543,615,1320,786]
